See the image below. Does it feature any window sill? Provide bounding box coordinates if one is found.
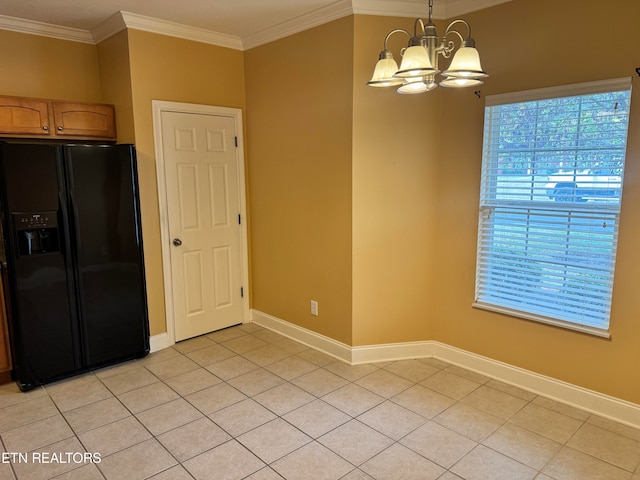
[472,302,611,339]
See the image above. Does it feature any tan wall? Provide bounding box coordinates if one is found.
[0,30,102,101]
[96,30,135,143]
[432,0,640,403]
[352,15,442,346]
[126,30,246,336]
[245,17,354,345]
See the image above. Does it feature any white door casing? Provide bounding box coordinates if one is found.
[153,101,249,344]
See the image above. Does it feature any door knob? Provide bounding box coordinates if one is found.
[173,238,182,246]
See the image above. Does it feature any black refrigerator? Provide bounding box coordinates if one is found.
[0,143,149,391]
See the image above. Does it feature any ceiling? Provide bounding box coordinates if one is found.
[0,0,509,50]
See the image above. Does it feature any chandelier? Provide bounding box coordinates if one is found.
[367,0,487,94]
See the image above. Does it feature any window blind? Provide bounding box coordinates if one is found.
[475,78,632,334]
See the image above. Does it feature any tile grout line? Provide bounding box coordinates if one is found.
[1,325,639,479]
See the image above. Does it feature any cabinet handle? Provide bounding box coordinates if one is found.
[58,126,64,131]
[42,125,48,131]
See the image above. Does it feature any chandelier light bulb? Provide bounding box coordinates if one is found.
[440,77,484,88]
[398,78,429,94]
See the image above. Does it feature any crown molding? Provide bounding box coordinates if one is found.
[0,0,511,50]
[90,11,127,43]
[352,0,444,19]
[117,11,243,50]
[242,0,353,50]
[444,0,512,17]
[353,0,513,20]
[0,13,94,43]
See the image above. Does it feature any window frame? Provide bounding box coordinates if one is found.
[473,77,632,337]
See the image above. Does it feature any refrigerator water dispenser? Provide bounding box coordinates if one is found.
[12,212,59,256]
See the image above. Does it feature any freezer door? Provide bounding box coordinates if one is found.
[64,144,149,366]
[0,143,79,389]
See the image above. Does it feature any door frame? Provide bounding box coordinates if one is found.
[152,100,250,347]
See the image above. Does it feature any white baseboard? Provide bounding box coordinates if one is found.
[429,342,640,430]
[251,310,352,363]
[149,332,173,353]
[250,309,640,429]
[351,341,434,364]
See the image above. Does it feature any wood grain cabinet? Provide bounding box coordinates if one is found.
[52,101,116,139]
[0,97,50,137]
[0,96,116,141]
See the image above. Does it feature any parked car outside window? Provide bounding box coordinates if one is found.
[544,170,622,202]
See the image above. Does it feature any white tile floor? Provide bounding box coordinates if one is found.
[0,323,639,480]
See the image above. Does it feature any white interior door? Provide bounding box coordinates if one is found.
[161,110,244,341]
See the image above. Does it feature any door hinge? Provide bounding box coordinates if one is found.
[241,287,244,298]
[235,136,238,147]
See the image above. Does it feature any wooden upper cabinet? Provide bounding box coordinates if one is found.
[52,101,116,140]
[0,97,50,136]
[0,96,116,141]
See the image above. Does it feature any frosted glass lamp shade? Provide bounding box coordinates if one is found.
[394,46,436,78]
[397,77,438,94]
[440,77,484,88]
[367,58,403,87]
[442,46,487,79]
[398,81,428,94]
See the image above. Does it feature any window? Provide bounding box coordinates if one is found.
[474,78,632,336]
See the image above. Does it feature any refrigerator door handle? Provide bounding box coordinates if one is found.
[67,192,82,256]
[66,170,91,366]
[58,190,73,264]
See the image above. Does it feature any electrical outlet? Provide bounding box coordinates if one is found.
[310,300,319,316]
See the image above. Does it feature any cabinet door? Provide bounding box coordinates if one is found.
[0,97,50,136]
[52,102,116,140]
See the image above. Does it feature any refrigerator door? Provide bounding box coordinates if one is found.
[64,144,149,367]
[0,143,80,389]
